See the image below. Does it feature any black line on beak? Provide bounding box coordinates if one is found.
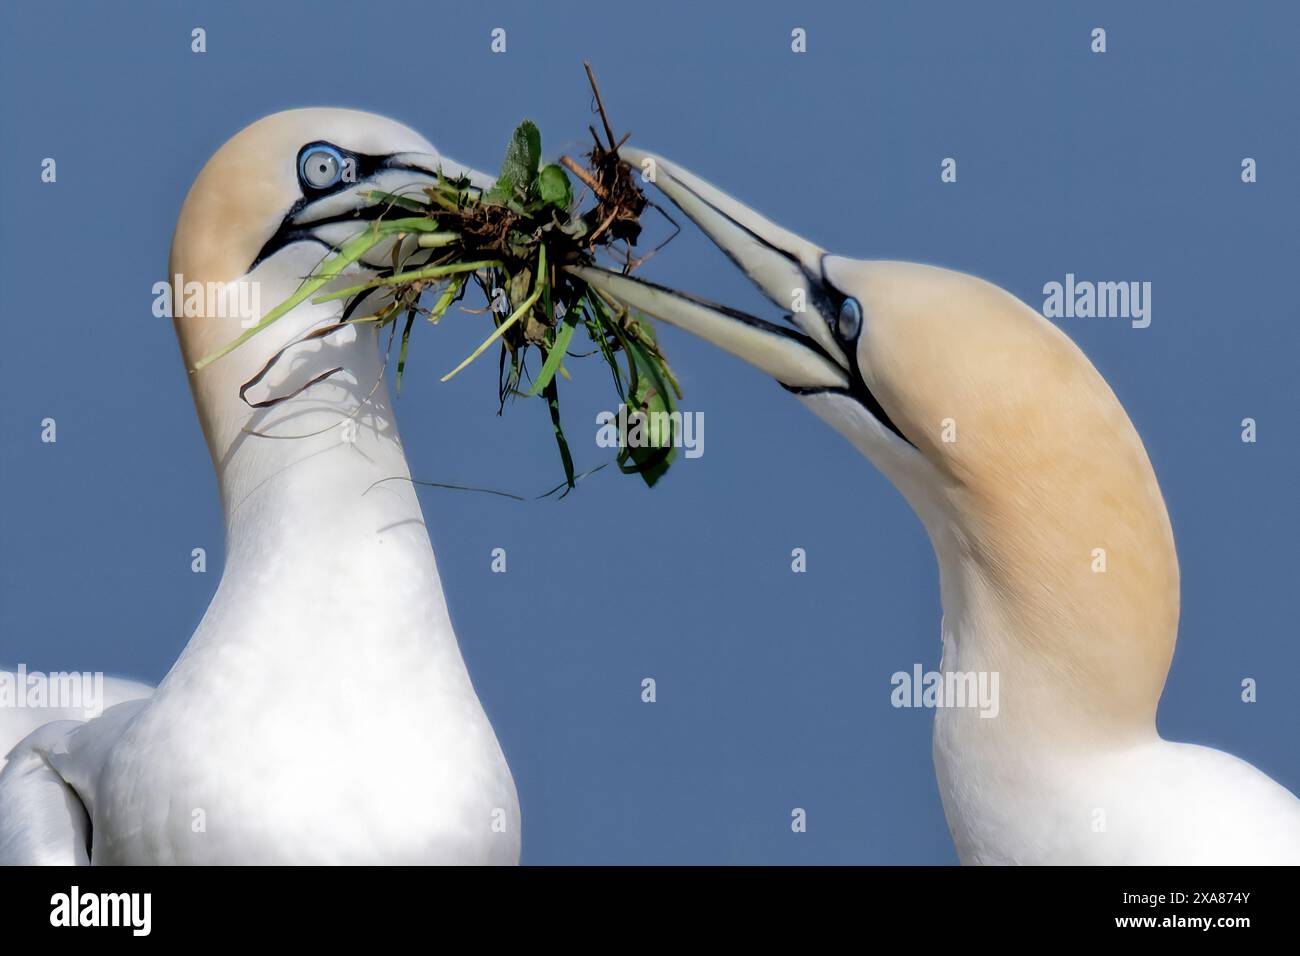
[651,167,831,317]
[645,167,915,449]
[247,151,450,273]
[603,272,841,368]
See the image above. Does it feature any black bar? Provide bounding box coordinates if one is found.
[0,865,1287,940]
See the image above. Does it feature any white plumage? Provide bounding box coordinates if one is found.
[0,110,519,865]
[576,149,1300,864]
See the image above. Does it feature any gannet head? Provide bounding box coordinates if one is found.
[169,108,490,464]
[574,151,1180,737]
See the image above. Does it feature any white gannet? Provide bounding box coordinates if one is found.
[0,109,519,865]
[573,149,1300,865]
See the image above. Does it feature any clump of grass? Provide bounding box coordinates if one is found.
[198,64,680,491]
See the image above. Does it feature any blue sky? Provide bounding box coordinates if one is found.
[1,0,1296,863]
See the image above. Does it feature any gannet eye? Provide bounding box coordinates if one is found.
[837,297,863,340]
[299,145,344,190]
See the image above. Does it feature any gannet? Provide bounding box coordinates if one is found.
[573,150,1300,865]
[0,110,519,865]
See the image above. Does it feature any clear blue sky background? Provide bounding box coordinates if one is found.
[2,1,1296,864]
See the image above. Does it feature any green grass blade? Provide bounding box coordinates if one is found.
[541,376,576,489]
[525,314,579,397]
[311,260,498,304]
[396,309,416,395]
[440,246,546,383]
[425,276,464,325]
[364,189,434,213]
[193,217,448,372]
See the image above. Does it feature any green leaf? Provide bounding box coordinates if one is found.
[537,164,573,211]
[526,313,579,397]
[615,319,678,487]
[489,120,542,204]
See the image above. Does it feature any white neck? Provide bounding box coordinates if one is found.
[173,248,439,629]
[174,268,469,683]
[800,386,1300,865]
[802,391,1165,858]
[802,391,1165,743]
[133,308,521,863]
[142,171,521,859]
[216,325,422,567]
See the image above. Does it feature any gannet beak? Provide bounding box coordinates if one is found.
[290,151,495,225]
[253,150,494,273]
[388,152,494,191]
[568,148,850,391]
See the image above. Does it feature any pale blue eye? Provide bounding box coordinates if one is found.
[300,145,345,189]
[837,297,863,339]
